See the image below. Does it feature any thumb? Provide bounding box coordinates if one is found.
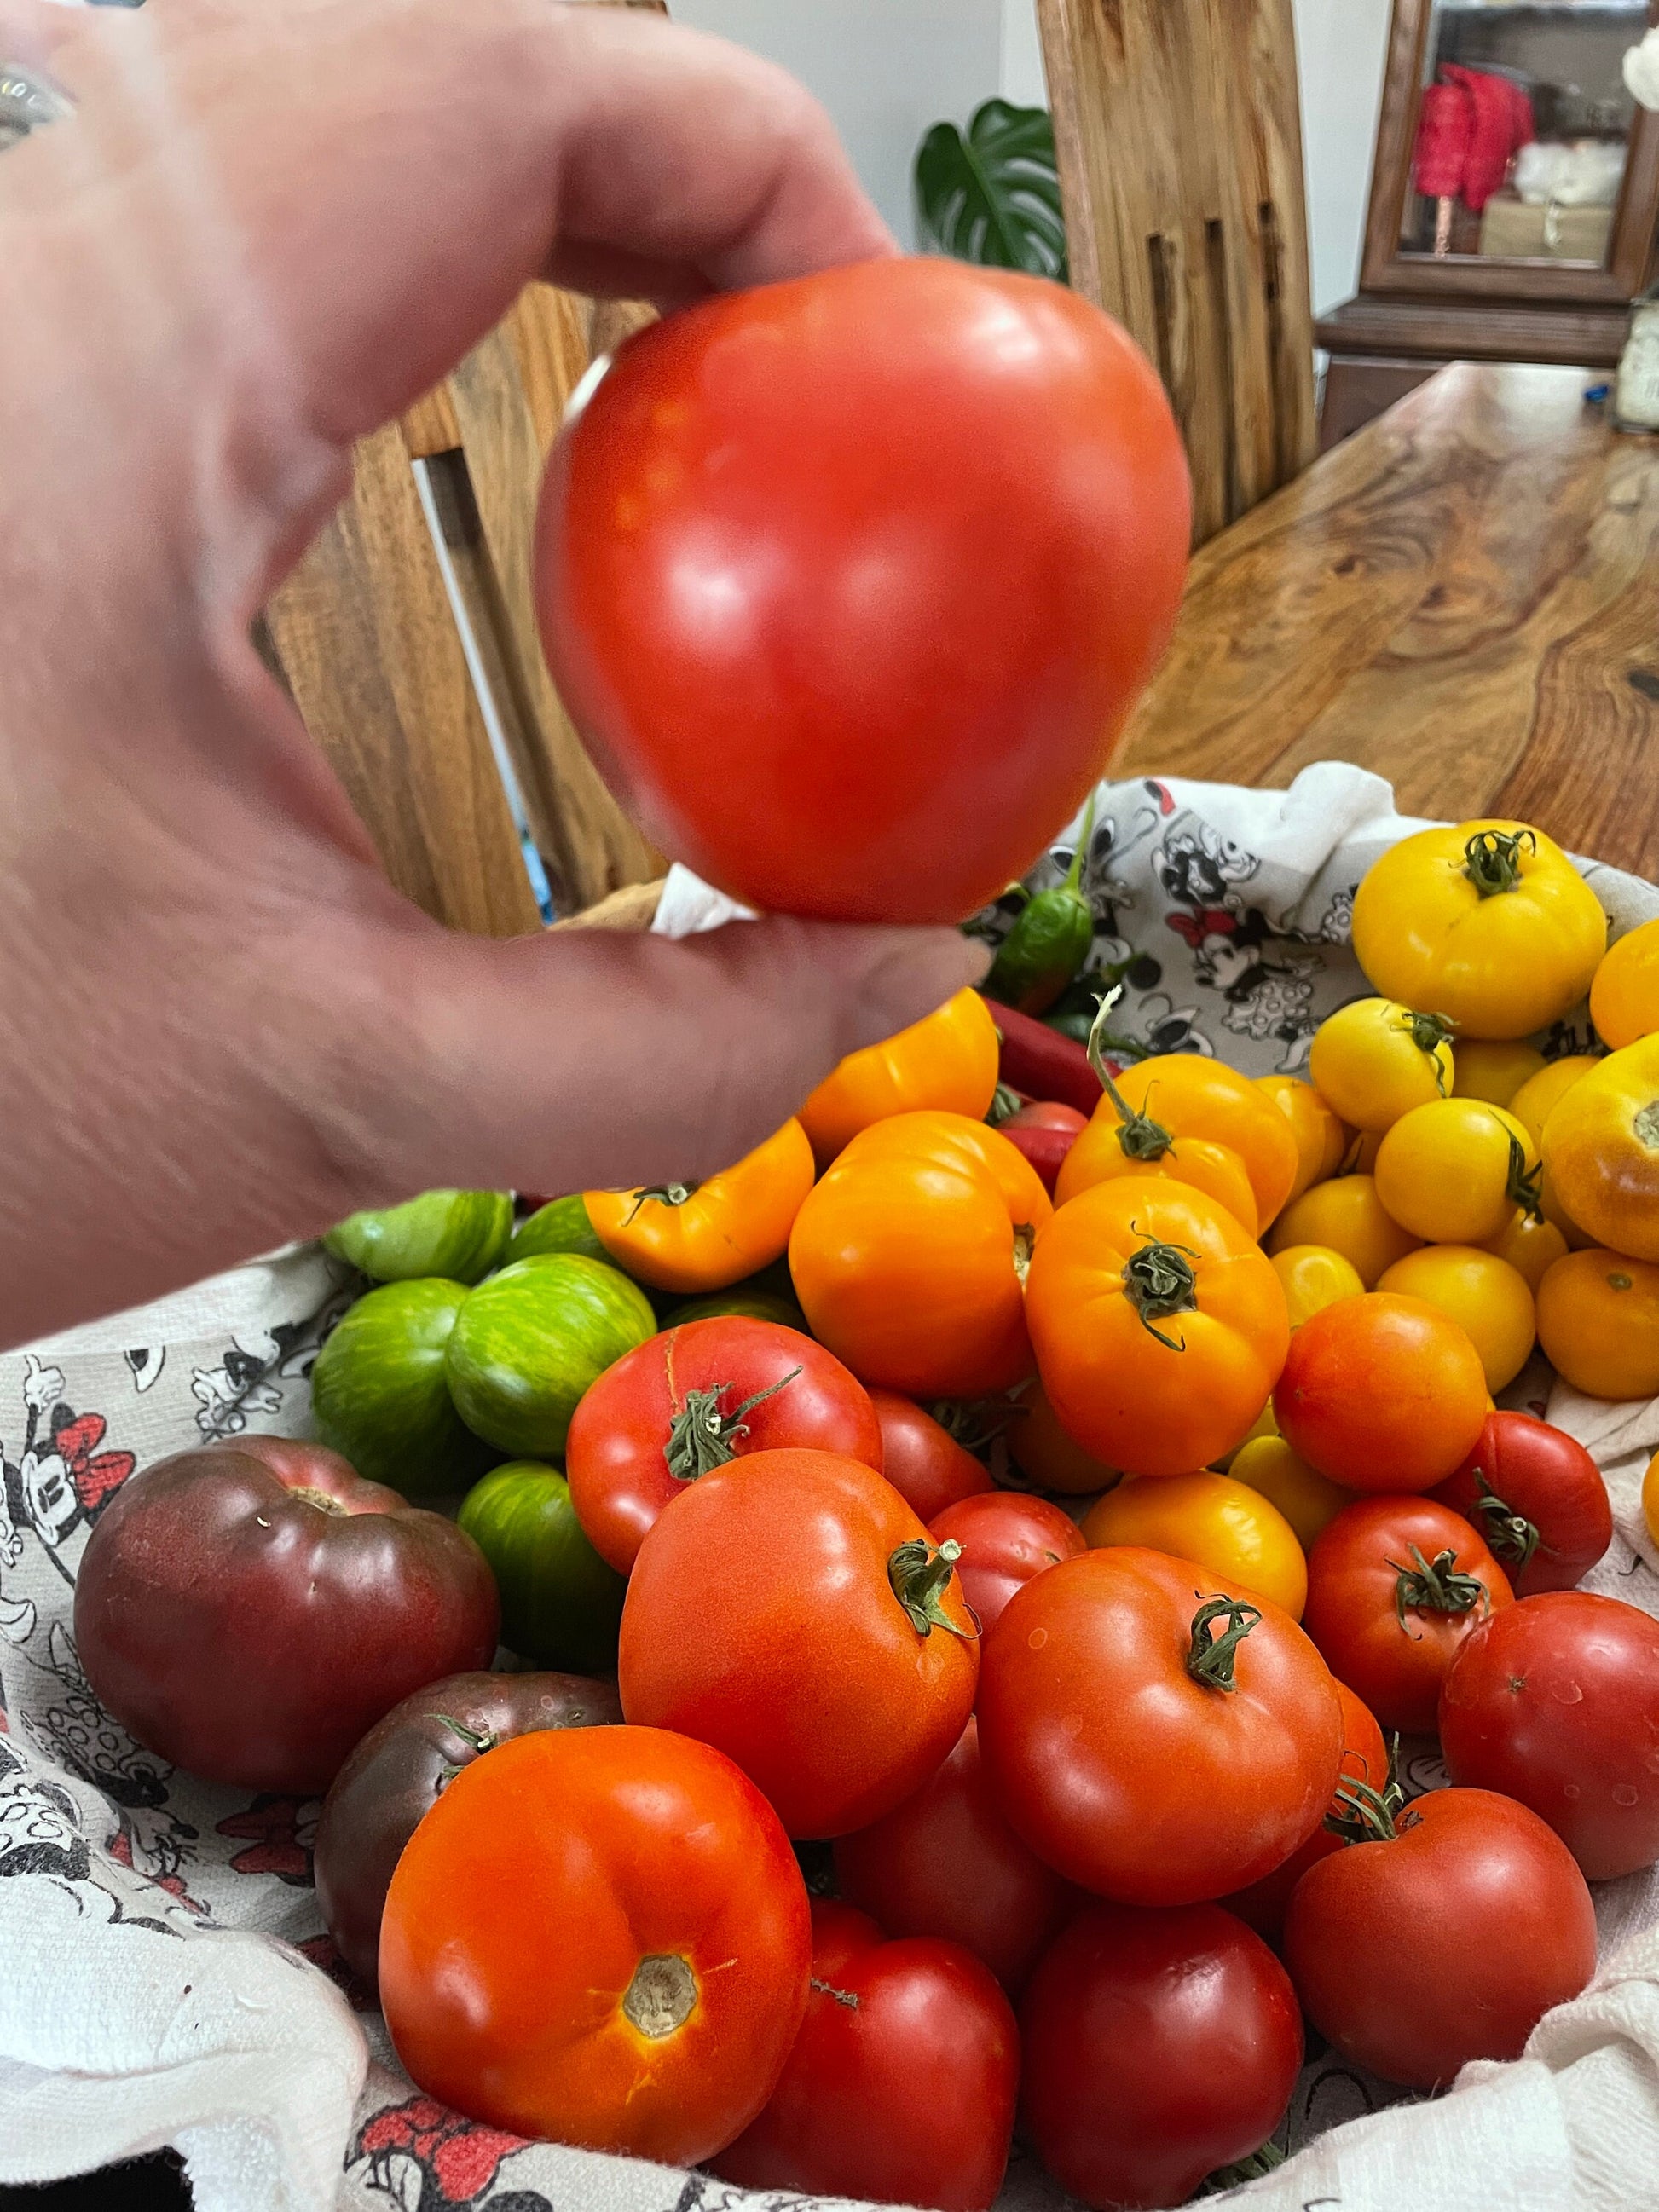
[379,914,991,1201]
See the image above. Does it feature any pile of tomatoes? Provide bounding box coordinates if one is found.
[68,815,1659,2212]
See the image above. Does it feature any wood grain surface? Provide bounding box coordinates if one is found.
[1118,363,1659,877]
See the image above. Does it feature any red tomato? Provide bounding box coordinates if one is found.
[1274,1292,1488,1491]
[1225,1679,1390,1946]
[566,1319,881,1573]
[1284,1786,1597,2089]
[868,1390,993,1522]
[1302,1497,1514,1733]
[1431,1411,1611,1598]
[927,1491,1086,1632]
[713,1900,1019,2212]
[832,1717,1075,1994]
[1020,1903,1303,2212]
[537,258,1190,926]
[618,1449,978,1838]
[999,1102,1088,1194]
[379,1727,810,2160]
[977,1547,1342,1905]
[1441,1592,1659,1880]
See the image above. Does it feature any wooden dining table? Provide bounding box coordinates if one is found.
[1116,361,1659,880]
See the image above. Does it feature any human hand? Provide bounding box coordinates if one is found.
[0,0,986,1348]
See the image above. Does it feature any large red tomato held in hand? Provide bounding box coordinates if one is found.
[535,257,1191,923]
[567,1318,882,1573]
[713,1899,1020,2212]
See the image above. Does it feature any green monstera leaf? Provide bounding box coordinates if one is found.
[915,98,1067,282]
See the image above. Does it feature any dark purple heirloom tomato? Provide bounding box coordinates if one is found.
[74,1437,499,1793]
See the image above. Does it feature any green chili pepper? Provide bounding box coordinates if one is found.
[985,794,1098,1016]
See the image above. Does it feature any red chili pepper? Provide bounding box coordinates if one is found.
[988,1000,1103,1120]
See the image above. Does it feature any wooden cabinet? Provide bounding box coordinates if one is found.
[1318,0,1659,446]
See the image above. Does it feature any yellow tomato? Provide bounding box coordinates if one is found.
[1343,1129,1383,1174]
[1266,1175,1422,1289]
[1057,1054,1298,1229]
[1228,1434,1354,1550]
[1481,1206,1569,1292]
[1308,998,1454,1133]
[1256,1074,1347,1205]
[1641,1450,1659,1551]
[1375,1246,1536,1393]
[1055,1118,1260,1237]
[1373,1100,1540,1245]
[1540,1036,1659,1262]
[1351,819,1607,1040]
[1592,918,1659,1051]
[1269,1245,1365,1330]
[798,989,999,1167]
[587,1118,815,1293]
[1536,1249,1659,1401]
[1507,1055,1599,1150]
[1213,1397,1279,1469]
[1452,1040,1546,1108]
[1079,1471,1307,1620]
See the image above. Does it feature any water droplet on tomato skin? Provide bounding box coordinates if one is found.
[1564,1783,1581,1801]
[1028,1627,1048,1650]
[1614,1784,1641,1807]
[1550,1678,1585,1705]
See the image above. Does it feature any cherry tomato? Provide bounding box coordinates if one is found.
[566,1318,881,1573]
[1257,1072,1348,1204]
[1225,1679,1388,1945]
[1269,1243,1365,1330]
[1274,1292,1488,1492]
[790,1112,1052,1398]
[1266,1173,1421,1288]
[713,1900,1019,2212]
[1374,1098,1541,1245]
[928,1491,1086,1632]
[1284,1785,1597,2089]
[1026,1175,1290,1478]
[800,990,1001,1167]
[1536,1248,1659,1399]
[1376,1245,1535,1392]
[619,1448,978,1838]
[1228,1434,1355,1550]
[1540,1035,1659,1261]
[585,1118,815,1294]
[1452,1038,1546,1107]
[1351,821,1605,1041]
[1592,915,1659,1049]
[380,1726,811,2159]
[1056,1054,1298,1229]
[832,1717,1074,1995]
[998,1100,1087,1194]
[1302,1495,1513,1731]
[1440,1592,1659,1880]
[1005,1374,1121,1495]
[74,1438,498,1794]
[977,1545,1342,1904]
[538,257,1190,925]
[1080,1472,1307,1620]
[1431,1410,1610,1597]
[867,1390,993,1522]
[1019,1902,1303,2212]
[1481,1204,1569,1291]
[1508,1053,1600,1147]
[1308,997,1454,1133]
[1055,1112,1260,1236]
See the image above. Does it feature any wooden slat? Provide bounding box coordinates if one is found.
[401,384,462,460]
[265,423,542,937]
[552,878,665,933]
[1036,0,1317,546]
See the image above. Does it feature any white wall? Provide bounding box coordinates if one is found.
[1292,0,1392,314]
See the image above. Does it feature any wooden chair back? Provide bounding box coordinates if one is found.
[1036,0,1319,546]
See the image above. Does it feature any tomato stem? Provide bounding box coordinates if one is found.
[1504,1130,1545,1224]
[888,1537,976,1641]
[1389,1543,1487,1633]
[1469,1475,1540,1575]
[1400,1008,1457,1093]
[1185,1593,1262,1691]
[1323,1770,1405,1846]
[811,1977,861,2011]
[986,1083,1022,1127]
[624,1181,699,1223]
[662,1366,803,1483]
[1636,1100,1659,1150]
[1462,827,1535,899]
[1086,994,1172,1162]
[1206,2138,1286,2190]
[1120,1236,1200,1349]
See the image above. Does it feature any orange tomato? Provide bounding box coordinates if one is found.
[1540,1036,1659,1262]
[587,1119,815,1294]
[1274,1292,1488,1492]
[1481,1206,1569,1292]
[380,1726,811,2159]
[799,990,1000,1168]
[1006,1377,1121,1497]
[1026,1175,1290,1478]
[1057,1054,1298,1229]
[1591,917,1659,1050]
[1265,1175,1421,1289]
[1257,1074,1348,1204]
[1080,1471,1308,1619]
[1535,1250,1659,1401]
[790,1112,1051,1397]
